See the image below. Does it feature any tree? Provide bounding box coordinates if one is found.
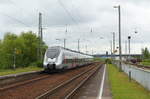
[141,47,150,59]
[1,33,18,69]
[0,31,47,69]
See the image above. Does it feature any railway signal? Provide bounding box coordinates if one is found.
[128,36,131,60]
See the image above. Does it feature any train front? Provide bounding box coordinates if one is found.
[43,47,61,71]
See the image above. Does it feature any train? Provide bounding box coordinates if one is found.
[43,46,94,72]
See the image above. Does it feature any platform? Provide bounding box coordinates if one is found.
[71,64,112,99]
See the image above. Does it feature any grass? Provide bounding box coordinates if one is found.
[140,59,150,67]
[93,57,106,62]
[0,66,43,76]
[140,62,150,67]
[107,64,150,99]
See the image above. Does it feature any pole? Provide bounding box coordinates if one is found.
[37,13,40,59]
[65,24,67,34]
[64,25,67,49]
[38,13,42,39]
[40,14,43,42]
[110,40,112,58]
[13,48,16,70]
[64,38,66,48]
[129,38,130,56]
[125,40,127,60]
[78,39,80,52]
[113,32,115,53]
[118,5,122,71]
[40,13,43,61]
[112,32,115,59]
[114,5,122,70]
[86,45,87,54]
[92,49,93,55]
[38,12,42,61]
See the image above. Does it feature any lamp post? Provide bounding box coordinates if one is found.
[114,5,122,71]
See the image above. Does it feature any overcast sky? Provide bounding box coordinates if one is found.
[0,0,150,54]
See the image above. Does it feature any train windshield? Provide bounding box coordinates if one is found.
[46,48,60,58]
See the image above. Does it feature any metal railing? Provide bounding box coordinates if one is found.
[113,61,150,91]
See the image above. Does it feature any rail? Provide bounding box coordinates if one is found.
[65,64,102,99]
[36,63,102,99]
[0,74,50,92]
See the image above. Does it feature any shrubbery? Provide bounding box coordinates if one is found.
[93,57,105,62]
[29,60,43,67]
[142,47,150,59]
[142,59,150,62]
[105,58,112,64]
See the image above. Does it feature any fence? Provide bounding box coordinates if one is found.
[113,61,150,91]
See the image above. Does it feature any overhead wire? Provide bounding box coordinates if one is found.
[57,0,97,51]
[57,0,81,30]
[8,0,36,16]
[2,0,34,27]
[0,12,31,27]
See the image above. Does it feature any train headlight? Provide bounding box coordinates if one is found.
[48,58,51,62]
[47,58,56,63]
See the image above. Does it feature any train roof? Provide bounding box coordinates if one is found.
[48,46,93,57]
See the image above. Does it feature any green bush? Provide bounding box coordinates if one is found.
[143,59,150,62]
[29,60,43,67]
[29,62,37,67]
[36,61,43,67]
[105,58,112,64]
[93,57,105,62]
[0,31,47,70]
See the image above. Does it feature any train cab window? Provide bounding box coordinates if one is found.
[46,48,60,59]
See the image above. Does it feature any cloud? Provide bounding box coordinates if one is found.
[0,0,12,5]
[0,0,150,54]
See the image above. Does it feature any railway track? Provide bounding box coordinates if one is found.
[0,71,43,87]
[0,62,102,99]
[123,61,150,70]
[0,74,50,92]
[136,65,150,70]
[36,63,102,99]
